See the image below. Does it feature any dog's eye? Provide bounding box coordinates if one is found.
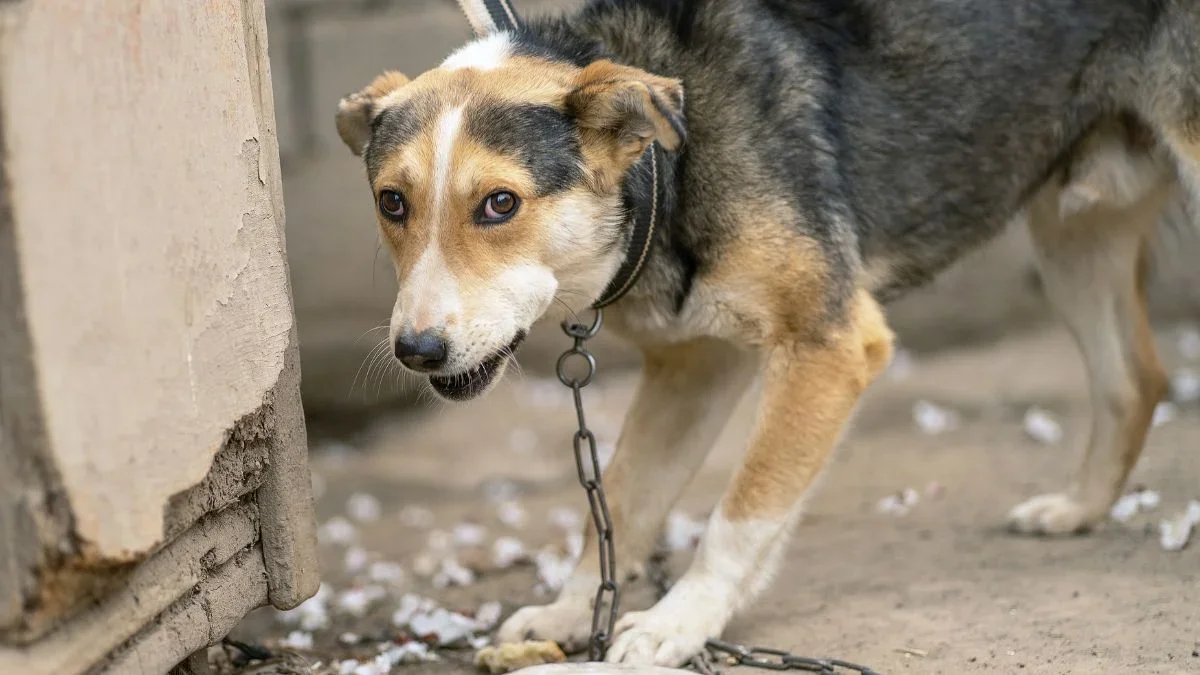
[479,191,519,224]
[378,190,407,221]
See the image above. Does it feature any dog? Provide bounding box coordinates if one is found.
[334,0,1200,666]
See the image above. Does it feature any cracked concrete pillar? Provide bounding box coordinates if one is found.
[0,1,319,672]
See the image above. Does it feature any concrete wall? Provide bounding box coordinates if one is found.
[0,0,318,671]
[269,0,1199,422]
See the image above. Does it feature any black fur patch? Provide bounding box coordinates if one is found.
[466,102,584,196]
[365,97,426,181]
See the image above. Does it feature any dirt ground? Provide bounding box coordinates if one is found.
[228,322,1200,675]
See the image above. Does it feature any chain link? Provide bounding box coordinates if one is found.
[558,309,881,674]
[557,309,619,662]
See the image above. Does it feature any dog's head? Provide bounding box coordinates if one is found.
[336,29,684,401]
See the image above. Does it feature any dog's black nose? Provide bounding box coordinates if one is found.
[394,329,448,372]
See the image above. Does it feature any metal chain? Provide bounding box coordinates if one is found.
[557,309,881,674]
[557,309,620,662]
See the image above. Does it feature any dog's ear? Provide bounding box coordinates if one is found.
[567,60,685,175]
[457,0,521,37]
[335,70,410,156]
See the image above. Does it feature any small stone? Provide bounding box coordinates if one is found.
[347,493,382,523]
[1023,408,1063,445]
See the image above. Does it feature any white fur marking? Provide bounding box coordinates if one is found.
[442,34,511,72]
[432,106,466,217]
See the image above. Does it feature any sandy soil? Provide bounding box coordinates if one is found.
[227,323,1200,675]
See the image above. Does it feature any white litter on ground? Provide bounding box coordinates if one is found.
[1022,408,1063,445]
[664,511,706,551]
[318,517,356,547]
[1171,368,1200,403]
[1110,487,1162,522]
[475,601,503,631]
[378,641,439,666]
[509,427,539,453]
[399,505,435,529]
[412,553,438,578]
[347,493,382,523]
[343,547,369,573]
[336,585,387,617]
[497,501,527,528]
[409,607,478,646]
[887,347,915,381]
[368,561,405,585]
[534,547,575,593]
[482,479,520,503]
[336,660,360,675]
[391,594,436,628]
[913,400,959,435]
[1160,500,1200,552]
[280,630,314,650]
[492,536,527,569]
[339,632,361,646]
[877,488,920,516]
[426,529,453,552]
[1152,402,1178,428]
[549,507,583,533]
[1178,325,1200,361]
[432,558,475,588]
[277,583,331,631]
[453,522,488,547]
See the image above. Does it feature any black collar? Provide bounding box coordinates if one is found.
[592,142,665,309]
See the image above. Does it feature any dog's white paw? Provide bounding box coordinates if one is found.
[495,597,594,653]
[605,604,721,666]
[1008,493,1098,535]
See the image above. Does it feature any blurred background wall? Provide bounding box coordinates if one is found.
[264,0,1200,428]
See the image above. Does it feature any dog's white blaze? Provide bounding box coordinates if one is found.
[442,33,510,72]
[432,106,466,218]
[399,242,463,332]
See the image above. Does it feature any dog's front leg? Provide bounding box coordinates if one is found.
[496,339,756,652]
[606,292,893,667]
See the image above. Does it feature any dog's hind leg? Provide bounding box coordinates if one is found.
[1008,168,1173,536]
[605,290,894,666]
[496,338,755,652]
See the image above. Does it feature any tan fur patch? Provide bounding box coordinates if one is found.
[336,70,410,155]
[723,289,893,519]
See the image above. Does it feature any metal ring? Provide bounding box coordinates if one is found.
[556,349,596,387]
[561,308,603,339]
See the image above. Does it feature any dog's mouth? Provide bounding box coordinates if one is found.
[428,332,526,402]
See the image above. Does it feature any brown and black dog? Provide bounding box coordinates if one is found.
[335,0,1200,666]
